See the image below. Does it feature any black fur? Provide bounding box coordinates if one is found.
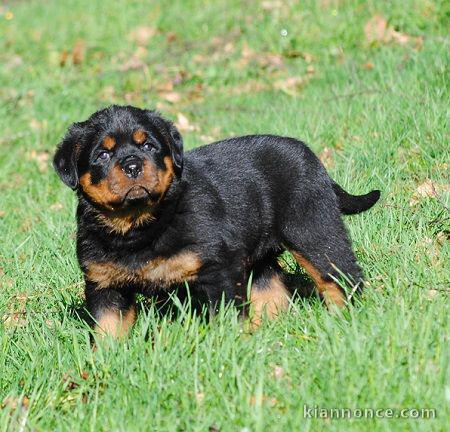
[53,105,380,331]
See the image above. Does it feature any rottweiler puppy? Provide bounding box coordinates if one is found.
[53,105,380,337]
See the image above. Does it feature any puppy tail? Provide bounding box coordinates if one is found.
[332,182,381,215]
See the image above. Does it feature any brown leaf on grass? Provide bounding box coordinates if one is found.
[72,39,85,65]
[2,312,27,328]
[364,15,388,43]
[271,364,285,379]
[409,179,439,206]
[195,392,205,405]
[166,32,177,43]
[4,55,23,71]
[28,150,50,173]
[228,79,270,95]
[364,15,423,49]
[426,289,439,300]
[129,26,156,45]
[234,43,284,71]
[306,65,315,75]
[273,76,309,95]
[0,210,5,217]
[50,203,63,211]
[59,40,85,67]
[175,113,199,133]
[160,91,181,104]
[436,231,449,246]
[1,395,29,410]
[362,61,375,70]
[415,237,442,267]
[118,55,146,72]
[261,0,283,10]
[235,43,255,69]
[59,49,69,67]
[249,395,278,407]
[319,147,334,169]
[258,53,284,70]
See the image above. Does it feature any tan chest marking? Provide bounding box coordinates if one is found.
[86,251,202,289]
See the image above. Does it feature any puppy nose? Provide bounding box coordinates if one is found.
[121,156,143,178]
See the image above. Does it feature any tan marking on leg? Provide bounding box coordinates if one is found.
[132,130,147,144]
[250,274,290,330]
[290,251,346,308]
[103,136,116,150]
[94,306,136,338]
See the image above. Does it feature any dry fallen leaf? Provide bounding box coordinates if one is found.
[364,15,388,44]
[28,150,50,173]
[249,395,278,407]
[261,0,283,10]
[272,364,285,379]
[119,56,146,72]
[426,289,439,300]
[175,113,199,132]
[50,203,63,211]
[4,55,23,71]
[129,26,156,45]
[195,392,205,404]
[409,179,438,206]
[228,79,270,95]
[273,76,310,95]
[72,39,85,65]
[364,15,423,49]
[160,91,181,104]
[362,61,375,70]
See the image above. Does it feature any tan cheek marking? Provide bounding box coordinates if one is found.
[85,252,202,289]
[250,274,290,330]
[103,136,116,150]
[94,306,136,338]
[155,156,174,197]
[79,172,122,211]
[290,251,346,308]
[132,130,147,144]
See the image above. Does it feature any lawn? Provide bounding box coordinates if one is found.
[0,0,449,430]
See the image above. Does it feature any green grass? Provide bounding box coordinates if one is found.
[1,0,449,430]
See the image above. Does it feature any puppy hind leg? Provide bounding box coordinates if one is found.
[284,223,363,308]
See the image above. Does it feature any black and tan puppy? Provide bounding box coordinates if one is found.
[53,105,380,337]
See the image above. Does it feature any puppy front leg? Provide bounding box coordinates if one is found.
[85,282,136,338]
[197,269,246,316]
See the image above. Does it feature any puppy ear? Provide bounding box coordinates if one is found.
[53,124,84,190]
[168,123,184,175]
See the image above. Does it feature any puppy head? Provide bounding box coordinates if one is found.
[53,105,183,212]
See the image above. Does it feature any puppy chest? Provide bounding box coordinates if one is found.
[86,251,202,289]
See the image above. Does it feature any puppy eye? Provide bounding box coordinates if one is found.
[142,142,153,151]
[97,151,111,161]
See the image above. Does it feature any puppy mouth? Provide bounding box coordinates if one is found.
[122,185,152,206]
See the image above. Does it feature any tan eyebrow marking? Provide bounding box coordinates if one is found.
[103,136,116,150]
[132,130,147,144]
